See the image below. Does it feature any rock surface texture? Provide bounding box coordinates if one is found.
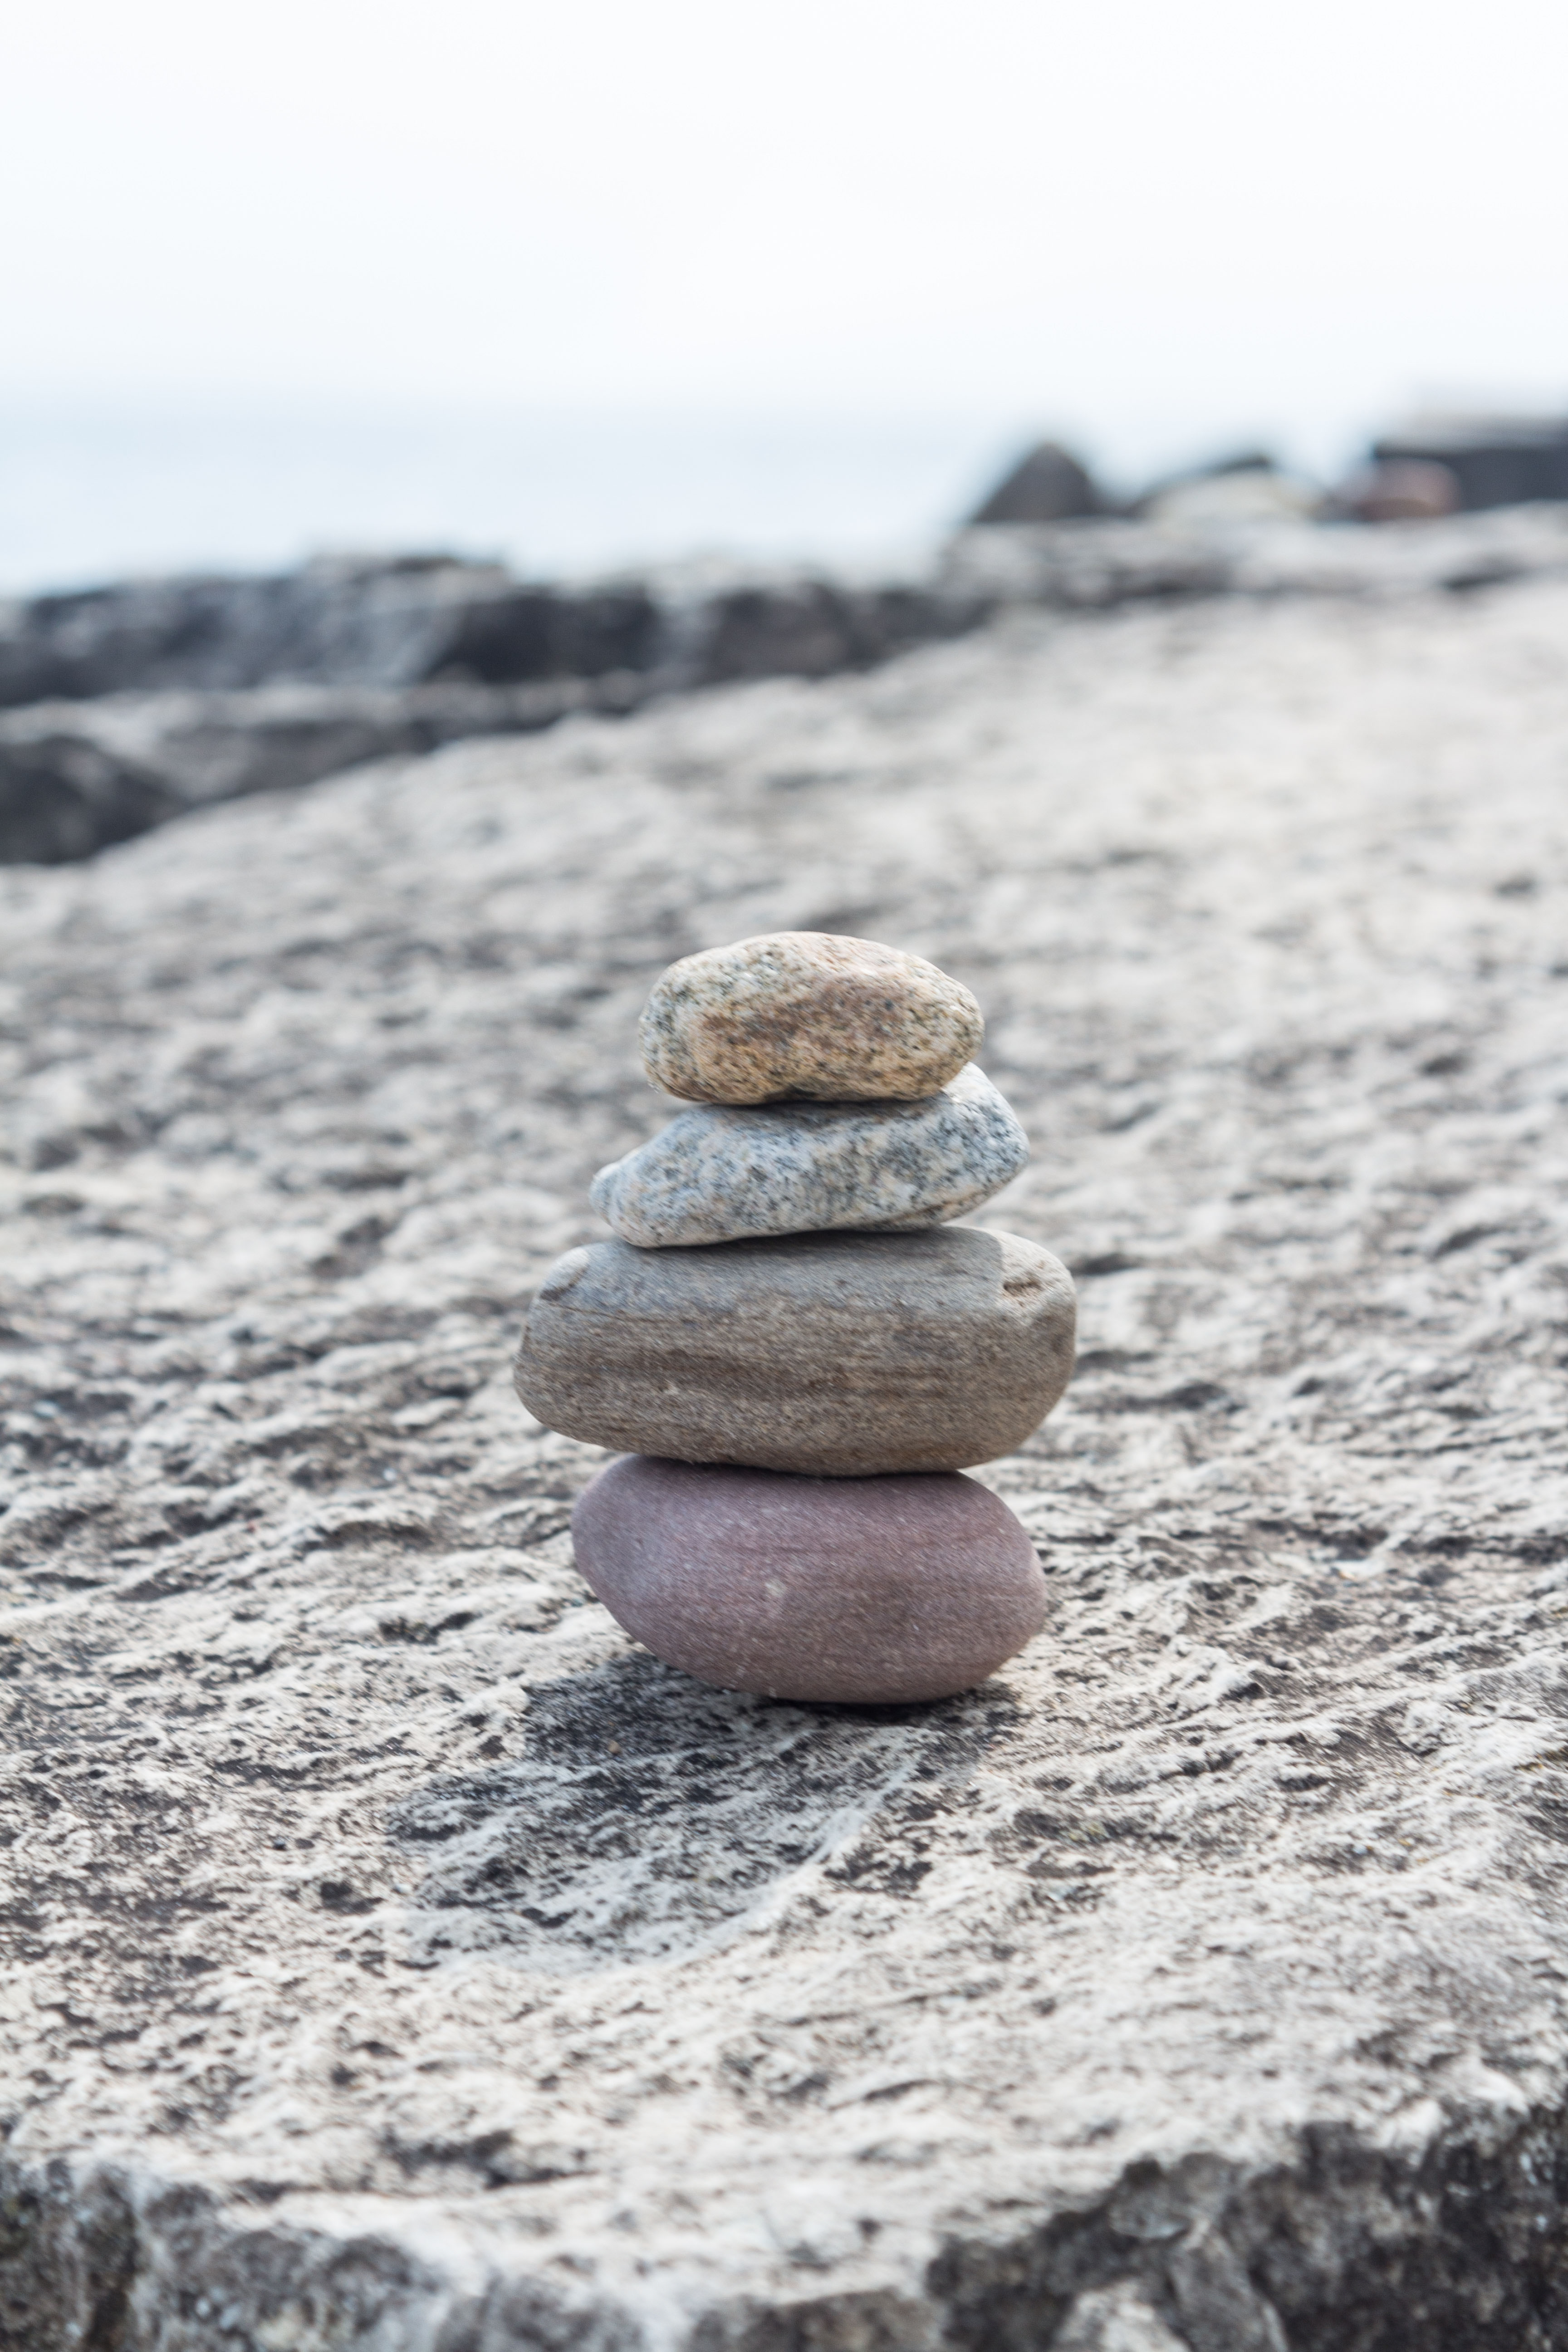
[638,930,985,1104]
[5,576,1568,2344]
[514,1229,1075,1474]
[588,1061,1027,1246]
[573,1456,1047,1704]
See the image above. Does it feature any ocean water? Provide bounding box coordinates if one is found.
[0,402,1033,596]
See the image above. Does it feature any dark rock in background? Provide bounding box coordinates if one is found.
[1371,415,1568,512]
[0,555,662,707]
[965,444,1322,532]
[8,502,1568,867]
[0,561,985,863]
[945,500,1568,612]
[1336,457,1462,523]
[0,676,653,865]
[0,554,975,713]
[0,730,179,866]
[965,440,1105,525]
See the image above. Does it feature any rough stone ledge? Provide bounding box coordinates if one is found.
[10,2112,1568,2349]
[5,575,1568,2347]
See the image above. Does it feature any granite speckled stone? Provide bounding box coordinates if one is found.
[589,1062,1027,1248]
[514,1226,1076,1474]
[638,930,984,1104]
[572,1454,1049,1702]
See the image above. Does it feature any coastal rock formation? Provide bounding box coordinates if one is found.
[0,675,649,865]
[0,560,986,864]
[1371,412,1568,510]
[5,573,1568,2343]
[0,554,662,706]
[0,727,176,864]
[7,509,1568,867]
[966,440,1105,524]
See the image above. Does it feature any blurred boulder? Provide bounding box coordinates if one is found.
[946,499,1568,608]
[0,554,975,718]
[0,731,178,865]
[1336,458,1461,524]
[1147,471,1321,528]
[680,573,965,683]
[1370,416,1568,513]
[0,555,988,865]
[1133,449,1322,527]
[0,676,652,865]
[0,555,663,708]
[12,497,1568,867]
[965,441,1104,526]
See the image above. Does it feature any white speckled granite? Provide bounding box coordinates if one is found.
[588,1061,1027,1247]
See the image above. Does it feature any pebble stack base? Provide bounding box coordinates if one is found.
[572,1454,1048,1704]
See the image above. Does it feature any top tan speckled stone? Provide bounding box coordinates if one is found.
[638,930,983,1103]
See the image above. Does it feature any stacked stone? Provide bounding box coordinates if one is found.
[514,933,1077,1704]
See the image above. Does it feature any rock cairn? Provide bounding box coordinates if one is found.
[514,932,1077,1704]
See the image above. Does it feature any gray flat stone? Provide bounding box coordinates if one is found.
[514,1227,1077,1475]
[7,573,1568,2346]
[588,1061,1027,1246]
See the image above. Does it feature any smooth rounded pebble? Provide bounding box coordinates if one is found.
[515,1226,1076,1475]
[589,1062,1028,1248]
[573,1455,1048,1703]
[639,931,983,1104]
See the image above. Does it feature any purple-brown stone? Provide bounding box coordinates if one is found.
[572,1454,1048,1704]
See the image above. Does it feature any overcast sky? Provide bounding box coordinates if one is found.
[3,0,1566,510]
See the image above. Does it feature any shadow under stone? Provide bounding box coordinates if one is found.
[389,1652,1020,1972]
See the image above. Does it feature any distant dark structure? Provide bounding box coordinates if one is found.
[1371,416,1568,512]
[966,441,1103,526]
[1337,459,1460,524]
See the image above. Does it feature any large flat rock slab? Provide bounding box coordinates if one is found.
[4,583,1568,2347]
